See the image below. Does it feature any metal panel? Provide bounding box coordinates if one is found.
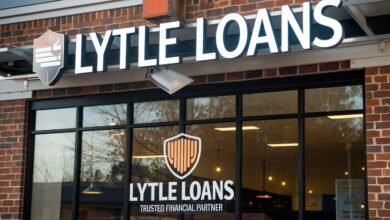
[0,90,32,101]
[0,0,143,25]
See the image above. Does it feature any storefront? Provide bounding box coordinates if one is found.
[0,0,389,220]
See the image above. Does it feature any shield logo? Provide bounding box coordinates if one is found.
[164,133,202,180]
[33,30,68,86]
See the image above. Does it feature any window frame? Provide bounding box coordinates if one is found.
[25,70,368,220]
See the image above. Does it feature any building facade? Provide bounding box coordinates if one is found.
[0,0,389,219]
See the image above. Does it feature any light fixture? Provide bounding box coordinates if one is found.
[214,126,260,131]
[361,166,365,171]
[267,143,298,148]
[360,204,365,209]
[327,114,363,120]
[110,130,125,138]
[281,181,286,186]
[308,190,313,194]
[256,194,272,199]
[215,149,222,173]
[132,155,165,159]
[344,171,349,176]
[268,176,273,181]
[146,66,193,94]
[82,182,103,195]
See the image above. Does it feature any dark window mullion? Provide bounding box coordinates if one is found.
[298,89,305,220]
[124,103,133,220]
[235,94,242,220]
[72,107,83,220]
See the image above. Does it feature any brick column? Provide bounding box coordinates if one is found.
[365,66,390,219]
[0,100,28,220]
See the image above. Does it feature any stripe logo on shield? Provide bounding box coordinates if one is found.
[33,30,68,86]
[164,133,202,180]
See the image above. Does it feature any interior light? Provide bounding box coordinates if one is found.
[82,183,103,195]
[256,194,272,199]
[308,190,313,194]
[267,143,298,148]
[327,114,363,120]
[110,131,125,137]
[215,166,222,173]
[214,126,260,131]
[360,204,365,209]
[344,171,349,176]
[281,181,286,186]
[268,176,273,181]
[361,166,365,171]
[132,155,165,159]
[146,67,193,94]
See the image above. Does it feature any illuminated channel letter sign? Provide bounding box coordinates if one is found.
[129,133,235,213]
[164,133,201,180]
[32,0,343,86]
[33,30,67,86]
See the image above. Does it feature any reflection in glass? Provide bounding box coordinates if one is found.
[130,126,179,219]
[305,85,363,112]
[31,133,75,220]
[79,130,126,220]
[35,108,76,130]
[187,96,235,120]
[134,100,179,124]
[186,123,236,219]
[242,119,298,220]
[83,104,127,127]
[305,117,365,220]
[243,91,297,116]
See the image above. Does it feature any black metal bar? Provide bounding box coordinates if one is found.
[31,128,76,134]
[124,103,133,220]
[242,114,298,122]
[298,89,305,220]
[362,81,369,220]
[235,95,243,220]
[72,107,83,220]
[23,102,35,220]
[303,109,364,118]
[31,70,364,111]
[183,117,236,125]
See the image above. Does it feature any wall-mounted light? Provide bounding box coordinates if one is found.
[214,126,259,131]
[327,114,363,120]
[267,143,298,148]
[146,66,193,94]
[132,155,165,159]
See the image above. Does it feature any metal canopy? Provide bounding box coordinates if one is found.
[0,0,389,98]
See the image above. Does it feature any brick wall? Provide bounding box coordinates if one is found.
[365,66,390,220]
[0,100,27,220]
[0,0,321,48]
[0,0,389,220]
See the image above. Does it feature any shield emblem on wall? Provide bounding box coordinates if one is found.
[164,133,202,180]
[33,30,68,86]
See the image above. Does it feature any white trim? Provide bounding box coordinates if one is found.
[0,91,32,101]
[0,0,143,25]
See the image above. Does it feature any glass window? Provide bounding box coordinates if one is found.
[305,117,365,219]
[130,126,179,219]
[79,130,126,220]
[83,104,127,127]
[185,122,236,219]
[134,100,179,124]
[30,133,75,220]
[35,108,76,130]
[242,119,298,220]
[243,91,298,116]
[187,96,236,120]
[305,85,363,112]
